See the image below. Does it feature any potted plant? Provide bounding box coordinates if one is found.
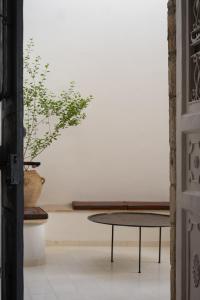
[24,39,93,207]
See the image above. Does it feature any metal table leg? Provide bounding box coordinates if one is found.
[138,227,141,273]
[111,225,114,263]
[158,227,162,264]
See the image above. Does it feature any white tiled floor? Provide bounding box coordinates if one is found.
[24,246,170,300]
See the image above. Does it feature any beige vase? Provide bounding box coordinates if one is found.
[24,170,45,207]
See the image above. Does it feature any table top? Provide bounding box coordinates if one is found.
[88,212,170,228]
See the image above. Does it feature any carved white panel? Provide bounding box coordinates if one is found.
[177,0,200,299]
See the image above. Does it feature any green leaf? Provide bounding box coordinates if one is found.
[23,39,93,161]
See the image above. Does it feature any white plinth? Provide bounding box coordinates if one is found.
[24,220,47,266]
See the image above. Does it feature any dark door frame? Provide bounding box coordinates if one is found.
[0,0,24,299]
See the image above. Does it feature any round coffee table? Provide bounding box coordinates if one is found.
[88,212,170,273]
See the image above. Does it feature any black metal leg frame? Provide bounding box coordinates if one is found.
[110,226,163,273]
[158,227,162,264]
[111,225,114,263]
[138,227,141,273]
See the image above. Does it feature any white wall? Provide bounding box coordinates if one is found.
[45,211,170,246]
[24,0,169,206]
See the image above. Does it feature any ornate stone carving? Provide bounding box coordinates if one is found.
[187,217,194,232]
[191,52,200,103]
[192,254,200,288]
[187,136,200,188]
[191,0,200,45]
[194,155,200,168]
[186,213,200,295]
[190,1,200,106]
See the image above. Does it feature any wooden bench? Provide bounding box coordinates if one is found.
[24,207,48,220]
[72,201,170,211]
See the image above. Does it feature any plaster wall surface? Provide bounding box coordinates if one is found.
[24,0,169,207]
[45,211,170,245]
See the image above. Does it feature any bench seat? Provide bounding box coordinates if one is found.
[24,207,48,220]
[72,201,170,211]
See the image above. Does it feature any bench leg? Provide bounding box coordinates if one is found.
[158,227,162,264]
[138,227,141,273]
[111,225,114,263]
